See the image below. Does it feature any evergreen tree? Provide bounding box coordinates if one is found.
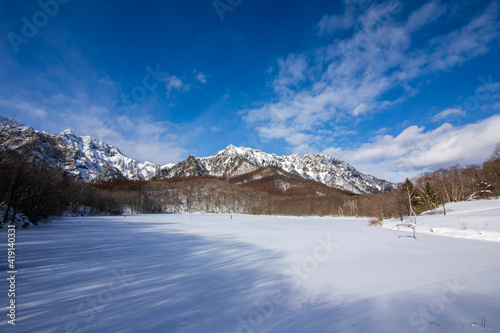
[423,181,438,213]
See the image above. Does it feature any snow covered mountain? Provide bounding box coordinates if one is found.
[160,145,394,194]
[57,129,162,181]
[1,125,164,182]
[2,124,394,193]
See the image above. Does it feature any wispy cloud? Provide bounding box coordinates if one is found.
[164,75,187,97]
[432,108,466,122]
[0,99,48,119]
[164,72,208,99]
[195,72,207,84]
[243,0,500,159]
[317,11,355,35]
[273,54,309,94]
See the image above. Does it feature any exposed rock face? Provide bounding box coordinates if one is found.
[160,145,394,194]
[2,125,394,193]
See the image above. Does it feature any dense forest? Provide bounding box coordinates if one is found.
[1,115,499,228]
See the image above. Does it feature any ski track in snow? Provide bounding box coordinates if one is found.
[1,200,500,332]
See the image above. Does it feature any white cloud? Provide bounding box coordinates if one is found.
[326,114,500,182]
[316,0,361,35]
[273,54,309,95]
[210,125,221,132]
[352,104,368,116]
[164,75,186,97]
[405,0,447,32]
[0,99,48,118]
[243,0,500,169]
[317,13,354,35]
[111,136,186,165]
[432,108,466,122]
[292,143,316,156]
[195,73,207,84]
[98,76,115,87]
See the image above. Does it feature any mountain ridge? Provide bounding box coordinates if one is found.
[2,125,394,194]
[158,144,394,194]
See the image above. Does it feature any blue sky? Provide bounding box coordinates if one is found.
[1,0,500,182]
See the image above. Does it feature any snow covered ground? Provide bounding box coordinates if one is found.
[1,200,499,332]
[383,199,500,242]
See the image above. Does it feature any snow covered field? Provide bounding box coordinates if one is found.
[1,200,500,332]
[383,199,500,242]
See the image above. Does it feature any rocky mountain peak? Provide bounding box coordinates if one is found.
[59,129,77,138]
[161,145,394,194]
[2,125,394,193]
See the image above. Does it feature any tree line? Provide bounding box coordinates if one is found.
[364,144,500,222]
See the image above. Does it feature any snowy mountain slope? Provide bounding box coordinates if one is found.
[1,125,69,170]
[227,165,351,196]
[0,125,163,182]
[2,124,393,192]
[159,151,261,179]
[161,145,394,194]
[57,129,161,181]
[220,145,395,193]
